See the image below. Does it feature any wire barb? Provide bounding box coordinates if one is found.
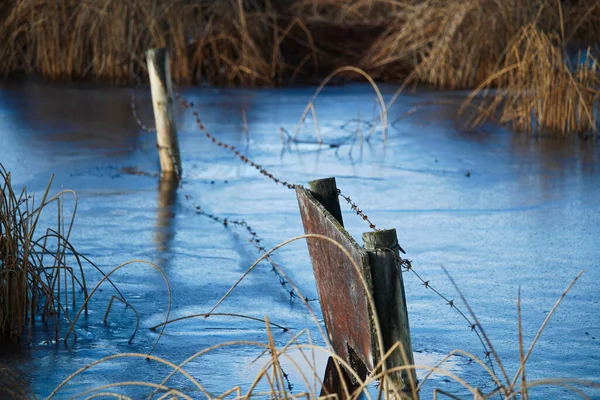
[336,189,377,230]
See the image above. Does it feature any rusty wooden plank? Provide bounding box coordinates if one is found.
[296,185,377,373]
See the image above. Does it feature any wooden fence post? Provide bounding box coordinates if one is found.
[146,47,182,178]
[363,229,418,398]
[298,177,418,398]
[309,178,344,226]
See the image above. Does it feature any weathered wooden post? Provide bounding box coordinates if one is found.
[297,177,419,399]
[309,178,344,225]
[146,47,182,178]
[363,229,418,396]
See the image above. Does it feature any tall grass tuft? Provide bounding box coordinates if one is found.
[0,163,88,343]
[462,25,600,136]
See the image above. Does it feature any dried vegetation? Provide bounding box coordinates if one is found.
[0,164,86,342]
[0,1,598,130]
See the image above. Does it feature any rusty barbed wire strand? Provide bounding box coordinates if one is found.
[174,91,297,190]
[131,73,156,133]
[133,82,497,363]
[130,83,301,302]
[387,249,492,358]
[336,189,378,231]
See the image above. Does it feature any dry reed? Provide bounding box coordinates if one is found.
[1,1,599,136]
[0,1,597,86]
[462,24,599,136]
[0,0,320,86]
[0,163,87,342]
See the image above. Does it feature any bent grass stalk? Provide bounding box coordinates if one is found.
[32,230,595,399]
[104,295,141,345]
[47,353,207,399]
[149,312,290,332]
[69,382,193,400]
[293,66,388,143]
[64,259,172,356]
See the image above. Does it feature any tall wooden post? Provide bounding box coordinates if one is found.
[363,229,418,398]
[146,47,182,178]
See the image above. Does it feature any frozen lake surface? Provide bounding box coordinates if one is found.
[0,78,599,399]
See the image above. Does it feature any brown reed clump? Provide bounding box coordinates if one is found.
[0,0,320,86]
[0,0,598,87]
[462,24,600,136]
[0,163,88,343]
[0,0,599,135]
[357,0,512,87]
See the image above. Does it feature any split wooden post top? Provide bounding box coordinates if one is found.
[308,177,344,226]
[146,47,182,179]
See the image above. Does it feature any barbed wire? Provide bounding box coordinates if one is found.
[130,73,156,133]
[336,189,379,231]
[388,249,493,360]
[132,81,497,363]
[129,82,301,301]
[174,91,297,190]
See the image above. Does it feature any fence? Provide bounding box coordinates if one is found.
[143,46,496,397]
[297,177,417,398]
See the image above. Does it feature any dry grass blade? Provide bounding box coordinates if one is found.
[517,288,528,400]
[416,348,502,394]
[509,271,584,392]
[517,378,600,397]
[149,312,289,332]
[293,66,388,142]
[47,353,205,399]
[69,382,193,400]
[64,260,172,356]
[104,295,140,344]
[265,316,288,398]
[441,265,511,396]
[83,393,134,400]
[151,339,273,399]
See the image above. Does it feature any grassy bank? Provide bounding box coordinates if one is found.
[0,0,598,135]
